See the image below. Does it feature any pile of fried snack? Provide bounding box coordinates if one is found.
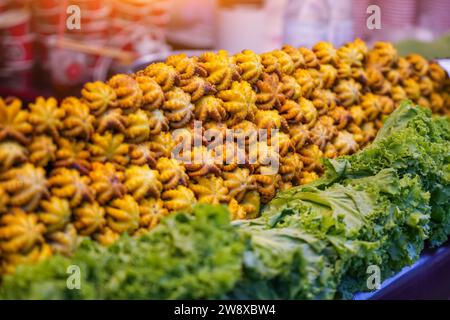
[0,39,449,273]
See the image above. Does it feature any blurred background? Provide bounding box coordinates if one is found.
[0,0,449,100]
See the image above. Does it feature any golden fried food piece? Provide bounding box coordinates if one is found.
[163,88,194,128]
[299,97,318,128]
[299,171,319,185]
[129,143,157,168]
[162,185,196,212]
[347,123,365,145]
[126,109,150,143]
[180,76,216,102]
[233,49,263,84]
[299,47,320,69]
[323,142,338,159]
[0,97,32,144]
[392,85,408,103]
[106,195,140,234]
[215,141,243,172]
[146,109,169,135]
[380,96,395,115]
[39,197,71,233]
[429,92,445,114]
[280,152,303,183]
[311,88,337,115]
[95,227,119,246]
[403,78,421,101]
[336,62,352,79]
[307,68,323,89]
[60,97,95,140]
[261,50,295,76]
[428,62,448,86]
[251,173,281,203]
[247,140,280,174]
[256,73,285,110]
[125,165,162,201]
[0,209,45,253]
[222,168,256,202]
[386,69,402,85]
[333,130,359,156]
[135,75,165,111]
[289,124,311,152]
[172,124,205,147]
[337,42,364,68]
[406,53,429,76]
[89,133,129,168]
[0,186,8,213]
[181,145,221,177]
[218,81,257,126]
[228,198,246,220]
[144,62,180,92]
[139,198,168,229]
[195,96,226,122]
[418,76,434,96]
[278,100,302,124]
[334,79,361,107]
[47,223,78,256]
[349,105,367,126]
[372,78,392,96]
[189,176,229,205]
[200,50,241,91]
[107,74,143,109]
[329,106,352,130]
[299,144,323,172]
[0,141,28,171]
[280,75,301,101]
[149,132,174,158]
[48,168,94,208]
[396,56,412,79]
[1,163,49,211]
[272,131,293,157]
[81,81,117,115]
[254,109,289,133]
[167,54,207,78]
[239,190,260,218]
[1,243,52,274]
[54,138,91,174]
[367,41,398,70]
[282,45,305,70]
[312,41,338,65]
[74,201,106,236]
[156,157,188,190]
[96,108,128,134]
[361,122,377,144]
[294,69,314,98]
[361,93,382,121]
[28,136,56,168]
[89,162,126,205]
[232,120,258,146]
[319,64,338,89]
[309,116,337,150]
[29,97,64,139]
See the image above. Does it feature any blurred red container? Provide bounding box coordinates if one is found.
[33,5,65,25]
[1,34,35,71]
[0,0,9,13]
[111,0,152,21]
[69,0,106,11]
[35,0,61,10]
[0,9,31,37]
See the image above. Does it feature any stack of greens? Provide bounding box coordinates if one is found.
[1,102,449,300]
